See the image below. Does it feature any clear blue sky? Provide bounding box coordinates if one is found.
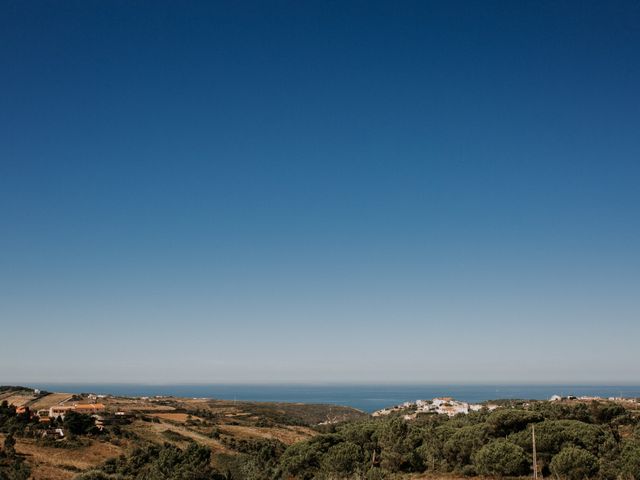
[1,1,639,384]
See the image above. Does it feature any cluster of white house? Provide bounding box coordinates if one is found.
[550,394,637,403]
[373,397,499,419]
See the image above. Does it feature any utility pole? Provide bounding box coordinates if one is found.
[532,424,538,480]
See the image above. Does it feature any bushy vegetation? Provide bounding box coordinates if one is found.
[232,401,639,480]
[76,443,226,480]
[162,430,194,443]
[64,411,100,436]
[473,439,528,477]
[0,434,30,480]
[549,446,599,480]
[71,400,640,480]
[0,401,38,437]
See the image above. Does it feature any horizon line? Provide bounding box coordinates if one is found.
[7,381,640,387]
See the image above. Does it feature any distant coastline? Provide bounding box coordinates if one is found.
[19,383,640,413]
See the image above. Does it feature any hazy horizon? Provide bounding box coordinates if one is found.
[2,1,639,384]
[9,381,640,387]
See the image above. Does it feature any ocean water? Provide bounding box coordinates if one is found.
[23,384,640,413]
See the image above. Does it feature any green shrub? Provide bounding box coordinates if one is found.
[486,409,543,437]
[321,441,364,476]
[550,446,599,480]
[443,424,487,469]
[473,439,528,477]
[74,471,121,480]
[619,440,640,480]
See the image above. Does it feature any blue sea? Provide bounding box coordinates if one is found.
[23,384,640,413]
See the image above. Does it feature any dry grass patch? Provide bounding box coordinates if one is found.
[128,419,229,453]
[150,412,199,422]
[13,437,123,480]
[29,393,74,409]
[219,424,316,444]
[1,394,34,407]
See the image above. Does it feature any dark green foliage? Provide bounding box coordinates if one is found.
[550,446,599,480]
[509,419,611,459]
[416,426,446,472]
[443,424,488,469]
[473,439,528,477]
[530,402,593,423]
[75,471,121,480]
[138,443,215,480]
[598,435,623,480]
[318,441,364,477]
[0,401,39,437]
[263,400,638,480]
[338,419,381,466]
[83,443,224,480]
[376,417,415,471]
[0,398,42,479]
[229,439,285,480]
[2,436,15,457]
[618,440,640,480]
[486,409,543,437]
[161,430,193,443]
[64,411,98,436]
[0,460,31,480]
[590,403,633,426]
[277,434,342,479]
[0,433,31,480]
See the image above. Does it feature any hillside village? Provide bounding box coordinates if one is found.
[373,394,640,420]
[372,397,498,419]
